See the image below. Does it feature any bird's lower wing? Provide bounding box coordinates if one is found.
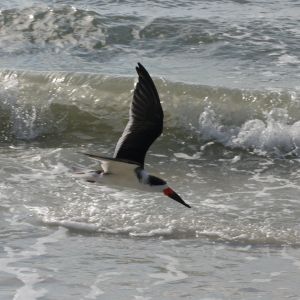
[79,152,140,173]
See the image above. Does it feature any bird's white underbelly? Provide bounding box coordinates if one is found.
[83,162,164,193]
[87,171,161,193]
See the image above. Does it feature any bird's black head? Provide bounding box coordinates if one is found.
[149,176,191,208]
[148,175,166,186]
[135,168,191,208]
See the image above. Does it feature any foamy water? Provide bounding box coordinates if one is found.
[1,0,300,299]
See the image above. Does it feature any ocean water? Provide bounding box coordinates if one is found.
[1,0,300,299]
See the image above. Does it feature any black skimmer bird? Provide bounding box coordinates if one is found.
[82,63,191,208]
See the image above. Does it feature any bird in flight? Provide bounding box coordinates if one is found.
[81,63,191,208]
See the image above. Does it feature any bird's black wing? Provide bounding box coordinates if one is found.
[113,63,164,167]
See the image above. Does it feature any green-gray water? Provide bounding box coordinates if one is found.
[1,1,300,299]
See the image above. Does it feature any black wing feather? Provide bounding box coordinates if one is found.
[113,63,164,167]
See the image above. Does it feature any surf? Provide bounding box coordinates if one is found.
[1,69,299,157]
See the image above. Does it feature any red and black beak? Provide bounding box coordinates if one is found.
[163,187,191,208]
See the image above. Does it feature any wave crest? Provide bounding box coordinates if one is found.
[1,69,299,157]
[199,106,300,157]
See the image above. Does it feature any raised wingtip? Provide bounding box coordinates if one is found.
[136,62,147,75]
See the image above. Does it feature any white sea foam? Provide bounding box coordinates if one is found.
[149,254,188,285]
[0,227,66,300]
[1,1,300,298]
[174,152,201,160]
[199,106,300,156]
[278,54,300,66]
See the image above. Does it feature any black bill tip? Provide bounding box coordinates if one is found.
[163,187,191,208]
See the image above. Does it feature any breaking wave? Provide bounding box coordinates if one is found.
[0,69,300,157]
